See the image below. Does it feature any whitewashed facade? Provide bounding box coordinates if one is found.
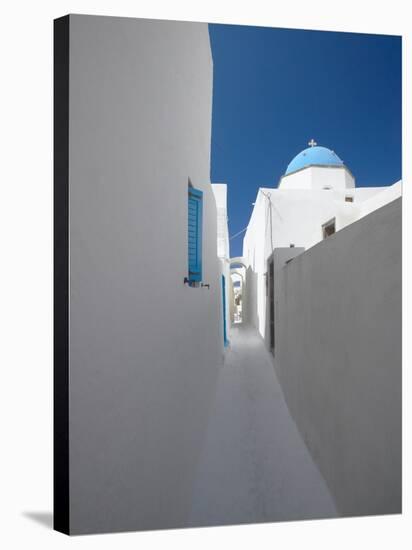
[61,15,225,534]
[242,143,402,340]
[212,183,231,346]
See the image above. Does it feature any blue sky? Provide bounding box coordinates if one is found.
[208,24,402,258]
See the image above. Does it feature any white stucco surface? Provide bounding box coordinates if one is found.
[67,15,222,534]
[243,177,401,338]
[212,183,230,260]
[190,325,338,526]
[212,183,231,344]
[278,165,355,190]
[275,198,402,517]
[359,180,402,218]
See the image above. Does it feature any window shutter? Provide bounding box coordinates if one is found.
[188,187,203,282]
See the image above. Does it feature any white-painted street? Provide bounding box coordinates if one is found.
[190,325,338,527]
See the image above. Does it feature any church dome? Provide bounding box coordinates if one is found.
[285,144,344,176]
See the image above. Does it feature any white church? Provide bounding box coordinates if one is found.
[240,139,401,345]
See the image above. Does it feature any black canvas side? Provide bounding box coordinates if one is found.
[53,14,70,536]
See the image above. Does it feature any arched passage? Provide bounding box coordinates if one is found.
[229,256,248,269]
[230,270,245,325]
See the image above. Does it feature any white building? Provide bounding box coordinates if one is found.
[242,141,402,344]
[54,14,401,532]
[54,15,227,535]
[212,183,231,346]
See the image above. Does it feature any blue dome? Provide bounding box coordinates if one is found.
[285,146,344,175]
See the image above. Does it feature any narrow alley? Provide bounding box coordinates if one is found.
[190,325,338,527]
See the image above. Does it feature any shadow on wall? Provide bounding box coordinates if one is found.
[244,267,258,330]
[263,262,273,353]
[274,198,402,517]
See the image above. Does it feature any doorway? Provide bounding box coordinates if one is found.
[221,275,229,346]
[268,258,275,353]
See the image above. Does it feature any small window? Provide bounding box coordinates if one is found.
[322,218,336,239]
[345,196,354,203]
[188,186,203,284]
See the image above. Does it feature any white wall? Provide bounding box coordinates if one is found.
[221,259,232,342]
[212,183,231,344]
[243,190,270,334]
[359,180,402,218]
[275,199,402,517]
[212,183,230,260]
[243,178,401,338]
[67,15,222,534]
[278,165,355,190]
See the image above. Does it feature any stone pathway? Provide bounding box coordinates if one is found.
[190,324,338,527]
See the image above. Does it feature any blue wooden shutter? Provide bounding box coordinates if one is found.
[188,187,203,282]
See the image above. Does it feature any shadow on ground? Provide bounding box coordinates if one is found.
[23,511,53,529]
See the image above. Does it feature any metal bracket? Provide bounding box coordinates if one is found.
[184,278,210,289]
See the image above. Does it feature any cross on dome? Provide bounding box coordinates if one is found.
[308,138,317,147]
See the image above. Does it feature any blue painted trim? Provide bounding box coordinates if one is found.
[188,187,203,283]
[221,275,229,347]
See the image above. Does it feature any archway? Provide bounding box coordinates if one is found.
[229,256,248,269]
[230,271,244,324]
